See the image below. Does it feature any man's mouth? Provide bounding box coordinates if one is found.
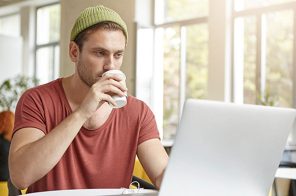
[95,76,102,81]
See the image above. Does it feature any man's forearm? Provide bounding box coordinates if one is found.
[154,169,165,190]
[9,110,87,189]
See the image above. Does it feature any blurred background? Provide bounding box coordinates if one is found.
[1,0,296,142]
[0,0,296,195]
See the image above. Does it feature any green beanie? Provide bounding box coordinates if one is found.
[70,5,128,42]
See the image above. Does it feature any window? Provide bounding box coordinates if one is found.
[0,13,20,37]
[234,0,296,11]
[233,0,295,107]
[156,0,209,140]
[155,0,208,24]
[35,3,60,84]
[161,26,181,140]
[137,0,296,142]
[136,0,209,141]
[158,24,209,140]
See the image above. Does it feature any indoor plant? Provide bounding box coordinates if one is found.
[0,75,38,181]
[0,75,38,140]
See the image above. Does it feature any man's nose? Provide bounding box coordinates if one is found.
[103,55,115,70]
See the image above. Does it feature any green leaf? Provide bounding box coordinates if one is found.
[0,75,39,111]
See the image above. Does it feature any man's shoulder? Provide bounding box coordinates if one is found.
[125,96,153,114]
[126,96,146,107]
[24,78,62,96]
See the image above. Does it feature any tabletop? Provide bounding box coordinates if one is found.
[24,188,158,196]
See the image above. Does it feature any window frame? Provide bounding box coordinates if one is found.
[34,2,60,83]
[150,0,209,141]
[154,16,208,113]
[231,0,296,107]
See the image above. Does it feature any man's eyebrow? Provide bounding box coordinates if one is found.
[91,47,108,51]
[91,47,124,53]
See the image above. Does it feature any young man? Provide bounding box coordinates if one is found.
[9,5,168,193]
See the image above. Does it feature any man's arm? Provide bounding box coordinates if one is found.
[137,138,169,190]
[9,111,88,189]
[9,74,127,189]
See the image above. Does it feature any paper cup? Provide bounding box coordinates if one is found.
[102,70,127,108]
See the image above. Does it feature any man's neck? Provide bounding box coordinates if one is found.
[64,74,89,104]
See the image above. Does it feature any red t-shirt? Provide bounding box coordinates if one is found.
[13,78,159,193]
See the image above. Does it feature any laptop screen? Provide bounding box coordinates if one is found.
[159,99,296,196]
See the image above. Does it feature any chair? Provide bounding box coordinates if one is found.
[7,178,21,196]
[131,175,156,190]
[0,181,8,196]
[132,157,156,190]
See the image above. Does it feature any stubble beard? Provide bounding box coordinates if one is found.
[77,62,96,87]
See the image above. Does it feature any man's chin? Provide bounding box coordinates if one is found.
[96,76,102,79]
[79,77,93,87]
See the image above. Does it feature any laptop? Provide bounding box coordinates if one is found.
[157,99,296,196]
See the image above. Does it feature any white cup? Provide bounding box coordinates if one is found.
[102,70,127,108]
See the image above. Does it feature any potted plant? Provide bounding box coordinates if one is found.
[258,90,278,107]
[0,75,38,141]
[0,75,38,181]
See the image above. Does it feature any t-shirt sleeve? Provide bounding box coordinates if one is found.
[138,102,160,145]
[13,89,47,136]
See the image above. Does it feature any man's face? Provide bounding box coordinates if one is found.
[74,29,126,87]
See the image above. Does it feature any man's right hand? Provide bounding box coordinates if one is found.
[76,73,128,119]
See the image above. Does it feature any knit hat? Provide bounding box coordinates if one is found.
[70,5,128,42]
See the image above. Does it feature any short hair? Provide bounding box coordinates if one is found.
[74,21,126,51]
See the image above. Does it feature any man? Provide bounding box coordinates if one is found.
[9,5,168,193]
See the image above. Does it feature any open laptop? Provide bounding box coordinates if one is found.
[117,99,295,196]
[156,99,296,196]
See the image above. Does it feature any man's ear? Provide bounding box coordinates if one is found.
[69,41,80,63]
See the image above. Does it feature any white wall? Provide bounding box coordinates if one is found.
[60,0,137,95]
[20,6,35,76]
[0,35,22,83]
[0,0,58,82]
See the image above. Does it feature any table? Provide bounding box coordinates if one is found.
[24,189,158,196]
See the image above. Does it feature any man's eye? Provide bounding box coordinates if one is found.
[115,53,123,59]
[95,51,105,56]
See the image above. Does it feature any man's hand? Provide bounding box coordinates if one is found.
[77,74,127,118]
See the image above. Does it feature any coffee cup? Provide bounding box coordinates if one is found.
[102,70,127,108]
